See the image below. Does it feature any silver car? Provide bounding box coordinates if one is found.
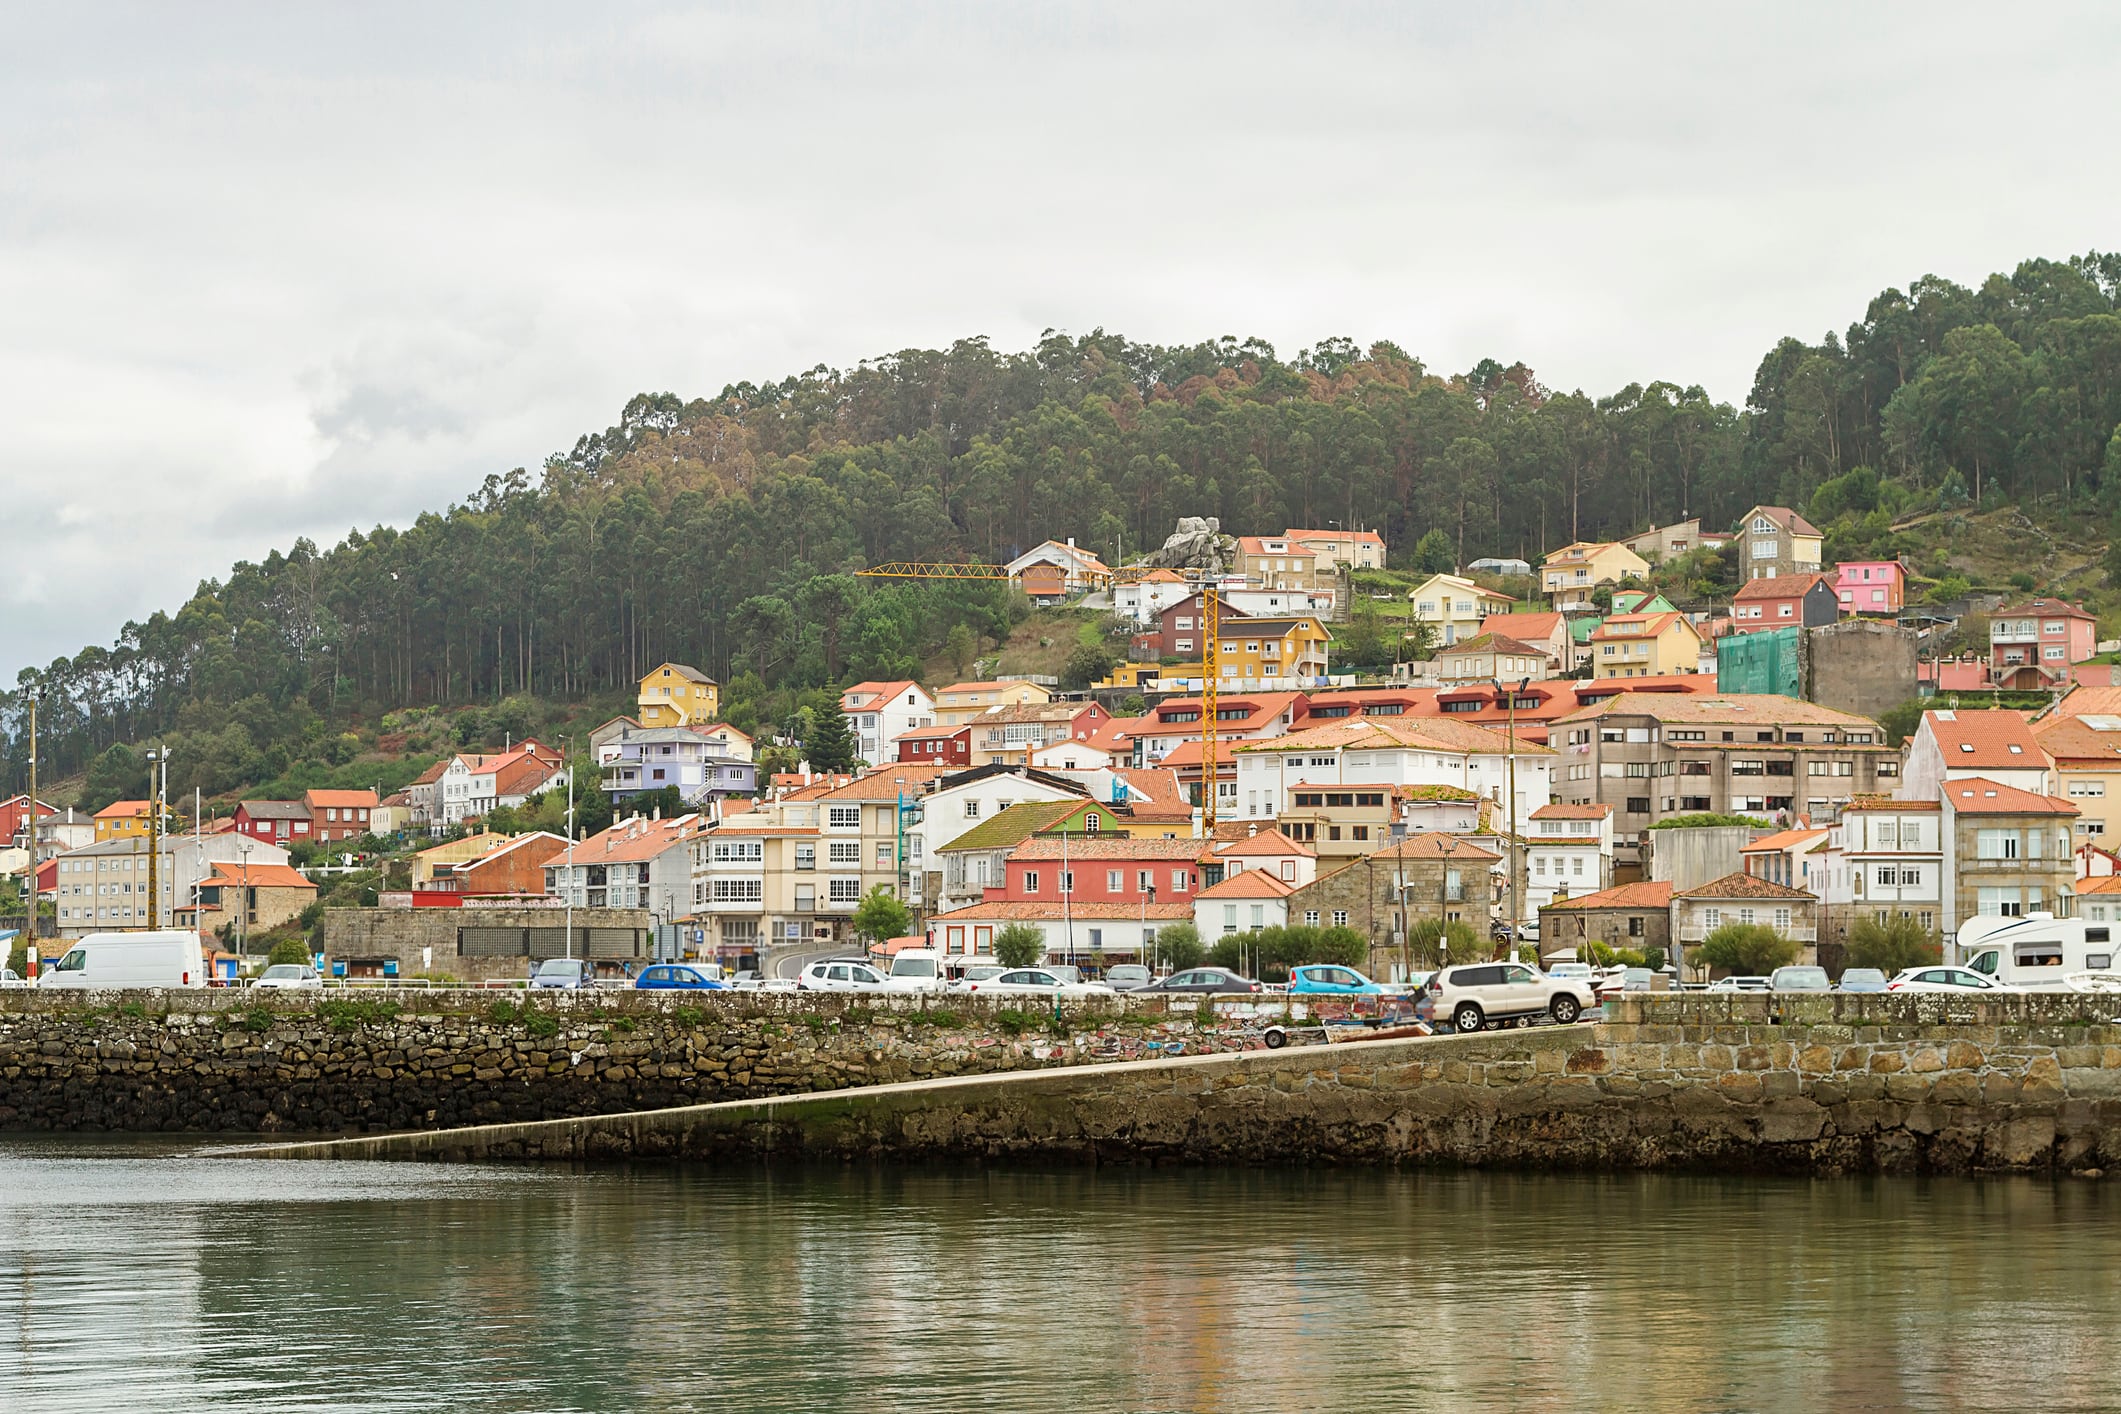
[253,964,322,990]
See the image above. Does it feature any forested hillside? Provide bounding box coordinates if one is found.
[7,252,2121,804]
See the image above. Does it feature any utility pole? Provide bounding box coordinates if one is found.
[563,740,576,961]
[236,837,253,966]
[144,745,165,931]
[19,696,35,949]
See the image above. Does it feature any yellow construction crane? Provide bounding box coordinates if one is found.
[854,560,1224,833]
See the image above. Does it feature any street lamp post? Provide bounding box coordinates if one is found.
[142,745,169,931]
[1491,676,1529,961]
[235,837,253,968]
[1141,881,1156,972]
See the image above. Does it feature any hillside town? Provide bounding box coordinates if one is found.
[8,509,2118,990]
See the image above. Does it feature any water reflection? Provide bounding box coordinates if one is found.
[1,1141,2117,1412]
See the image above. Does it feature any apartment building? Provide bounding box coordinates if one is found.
[1548,693,1897,863]
[1989,598,2099,689]
[1814,798,1943,946]
[1285,527,1386,570]
[1622,517,1720,564]
[1130,691,1308,767]
[599,726,757,805]
[52,834,292,938]
[546,815,703,919]
[1939,777,2078,934]
[1196,869,1297,938]
[1735,505,1824,581]
[968,701,1110,768]
[1233,536,1331,590]
[1233,716,1555,830]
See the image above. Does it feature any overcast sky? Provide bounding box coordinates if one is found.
[4,1,2118,674]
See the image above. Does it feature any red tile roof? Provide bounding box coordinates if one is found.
[1940,777,2078,817]
[1009,837,1209,862]
[1215,827,1315,858]
[1675,872,1817,901]
[1921,710,2050,770]
[1480,611,1567,643]
[201,862,316,891]
[94,800,151,819]
[1740,827,1830,853]
[816,765,955,800]
[303,789,378,810]
[841,680,924,707]
[1541,880,1673,911]
[1747,505,1822,537]
[1195,870,1298,899]
[1733,572,1831,602]
[1365,832,1502,862]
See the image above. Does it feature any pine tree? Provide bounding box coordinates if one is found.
[806,698,858,773]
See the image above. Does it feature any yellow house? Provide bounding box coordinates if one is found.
[1406,573,1516,647]
[93,800,157,842]
[1541,541,1651,612]
[1093,662,1160,692]
[1212,616,1331,685]
[1588,612,1702,679]
[2034,714,2121,844]
[933,680,1054,727]
[637,663,720,728]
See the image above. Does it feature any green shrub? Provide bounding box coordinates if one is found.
[317,997,400,1031]
[993,923,1045,969]
[1406,917,1480,968]
[1154,921,1205,972]
[1694,923,1798,976]
[1846,914,1942,975]
[266,937,312,967]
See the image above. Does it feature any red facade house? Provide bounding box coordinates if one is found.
[1832,561,1906,615]
[895,723,972,766]
[233,800,310,844]
[995,836,1207,904]
[303,789,378,843]
[1731,573,1838,634]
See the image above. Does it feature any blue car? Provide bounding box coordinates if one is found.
[1286,964,1389,995]
[633,963,725,991]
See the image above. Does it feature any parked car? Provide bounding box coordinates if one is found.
[1103,964,1153,992]
[1545,962,1596,984]
[1416,962,1597,1032]
[728,969,766,991]
[1137,967,1261,994]
[881,949,950,995]
[253,964,322,991]
[634,964,725,991]
[1886,966,2016,993]
[1837,968,1888,993]
[1705,975,1772,993]
[1769,966,1831,992]
[795,959,891,993]
[1287,964,1390,996]
[529,957,597,990]
[0,967,29,989]
[947,964,1010,992]
[960,968,1116,998]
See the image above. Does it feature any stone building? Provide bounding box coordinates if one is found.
[1670,872,1821,968]
[1537,880,1673,958]
[320,904,655,981]
[1284,833,1504,954]
[1938,777,2078,935]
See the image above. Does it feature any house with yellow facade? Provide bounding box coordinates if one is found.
[1540,541,1651,612]
[933,680,1055,726]
[637,663,720,728]
[2033,712,2121,844]
[1210,615,1332,688]
[1588,612,1703,679]
[93,799,159,842]
[1406,573,1516,646]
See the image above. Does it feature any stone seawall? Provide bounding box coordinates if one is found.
[0,990,1251,1134]
[248,993,2121,1174]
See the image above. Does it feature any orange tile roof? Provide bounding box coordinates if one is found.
[1365,832,1502,862]
[2077,874,2121,896]
[841,680,923,706]
[2029,716,2121,764]
[896,722,972,741]
[1195,870,1298,899]
[1439,632,1543,657]
[1236,716,1554,757]
[1215,827,1315,858]
[2048,686,2121,721]
[1740,827,1830,853]
[1745,505,1821,537]
[1541,880,1673,911]
[1530,803,1612,820]
[1922,709,2050,770]
[303,789,378,809]
[1994,597,2095,622]
[1479,611,1567,643]
[94,800,151,819]
[411,761,450,786]
[1675,872,1817,901]
[1940,778,2078,817]
[1112,767,1193,818]
[1285,527,1384,546]
[573,816,707,863]
[1733,572,1831,602]
[201,862,316,891]
[1840,796,1940,812]
[816,765,955,800]
[1589,611,1694,642]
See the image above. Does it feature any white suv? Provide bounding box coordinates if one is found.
[795,959,890,993]
[1417,962,1597,1033]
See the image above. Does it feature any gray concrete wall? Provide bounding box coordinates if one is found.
[1805,619,1919,723]
[244,993,2121,1175]
[1646,826,1760,888]
[321,905,655,981]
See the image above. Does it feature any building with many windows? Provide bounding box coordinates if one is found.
[1814,798,1943,947]
[1540,541,1650,613]
[1524,803,1614,914]
[2033,711,2121,842]
[1939,777,2077,934]
[839,680,935,765]
[1735,505,1823,581]
[52,834,291,938]
[1988,598,2099,689]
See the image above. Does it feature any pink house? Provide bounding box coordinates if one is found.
[1990,598,2099,689]
[1832,561,1905,615]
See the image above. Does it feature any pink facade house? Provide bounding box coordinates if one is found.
[1990,598,2099,689]
[1832,561,1905,615]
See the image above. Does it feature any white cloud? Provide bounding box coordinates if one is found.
[2,1,2117,671]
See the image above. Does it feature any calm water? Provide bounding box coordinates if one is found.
[2,1139,2118,1413]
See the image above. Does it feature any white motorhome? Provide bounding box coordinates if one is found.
[39,930,207,989]
[1957,914,2116,989]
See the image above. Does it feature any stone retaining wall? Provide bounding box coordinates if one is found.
[249,993,2121,1174]
[0,990,1253,1134]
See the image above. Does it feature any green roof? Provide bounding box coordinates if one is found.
[936,800,1083,852]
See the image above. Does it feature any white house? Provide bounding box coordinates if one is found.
[912,766,1092,913]
[840,680,936,766]
[1524,803,1614,914]
[1899,709,2054,800]
[1816,798,1943,940]
[1232,717,1555,828]
[1194,869,1295,937]
[1210,826,1318,888]
[438,742,569,826]
[1114,570,1196,626]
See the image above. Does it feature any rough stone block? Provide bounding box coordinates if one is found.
[1907,1047,1945,1074]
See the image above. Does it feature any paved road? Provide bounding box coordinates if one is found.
[772,946,850,981]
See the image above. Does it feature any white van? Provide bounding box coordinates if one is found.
[39,931,207,990]
[1958,914,2117,989]
[882,948,949,994]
